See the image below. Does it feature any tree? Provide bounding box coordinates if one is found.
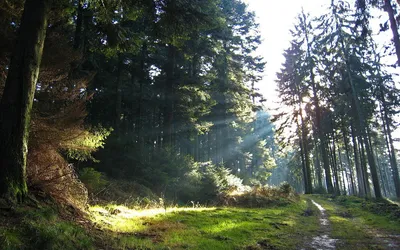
[0,0,49,201]
[384,0,400,66]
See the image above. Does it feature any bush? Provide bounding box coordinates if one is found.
[79,168,108,193]
[91,179,160,209]
[27,146,88,210]
[220,183,299,208]
[173,163,250,205]
[313,186,327,194]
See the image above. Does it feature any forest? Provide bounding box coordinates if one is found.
[0,0,400,249]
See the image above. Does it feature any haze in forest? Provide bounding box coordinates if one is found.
[245,0,329,108]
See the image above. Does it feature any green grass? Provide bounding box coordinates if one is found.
[0,195,319,250]
[4,194,397,249]
[89,198,319,249]
[0,205,94,250]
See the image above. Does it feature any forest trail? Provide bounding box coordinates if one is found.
[309,200,337,249]
[307,197,400,250]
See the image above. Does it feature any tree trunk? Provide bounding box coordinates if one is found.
[207,132,211,161]
[359,137,372,197]
[339,35,381,197]
[365,127,382,198]
[115,54,123,134]
[351,124,365,197]
[343,127,356,195]
[338,148,347,195]
[163,45,176,146]
[0,0,48,201]
[314,144,323,190]
[330,134,340,194]
[298,103,312,194]
[385,0,400,66]
[73,0,83,50]
[302,12,333,193]
[380,90,400,198]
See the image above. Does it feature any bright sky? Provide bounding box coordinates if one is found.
[244,0,330,109]
[245,0,400,144]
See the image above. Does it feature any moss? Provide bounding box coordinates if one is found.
[0,203,95,250]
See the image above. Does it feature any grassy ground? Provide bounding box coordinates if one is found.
[1,195,399,250]
[0,197,319,250]
[309,195,400,250]
[89,198,319,249]
[0,204,94,250]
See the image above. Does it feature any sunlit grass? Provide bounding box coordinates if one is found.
[87,198,319,249]
[89,205,216,233]
[90,205,215,219]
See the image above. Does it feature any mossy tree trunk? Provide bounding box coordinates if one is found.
[0,0,48,201]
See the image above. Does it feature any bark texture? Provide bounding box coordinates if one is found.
[0,0,48,201]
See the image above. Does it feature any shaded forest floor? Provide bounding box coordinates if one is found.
[0,194,399,249]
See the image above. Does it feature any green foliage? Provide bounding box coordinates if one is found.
[225,183,299,208]
[174,163,248,204]
[279,182,294,196]
[64,126,112,162]
[142,148,196,191]
[93,179,160,209]
[332,195,400,222]
[79,168,109,193]
[0,229,23,250]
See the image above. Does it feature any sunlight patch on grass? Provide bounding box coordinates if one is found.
[330,215,348,223]
[89,205,216,233]
[206,220,242,233]
[90,205,215,218]
[86,198,320,249]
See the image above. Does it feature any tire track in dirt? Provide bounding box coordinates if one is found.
[309,199,337,250]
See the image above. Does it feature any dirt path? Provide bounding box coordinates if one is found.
[306,197,400,250]
[309,199,338,250]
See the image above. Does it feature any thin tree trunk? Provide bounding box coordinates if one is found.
[314,144,323,190]
[115,54,123,134]
[207,132,211,161]
[331,133,340,194]
[338,148,347,195]
[298,103,312,194]
[163,45,176,146]
[385,0,400,66]
[73,0,83,50]
[359,137,372,197]
[380,90,400,198]
[351,124,365,197]
[343,127,356,195]
[365,127,382,198]
[0,0,48,201]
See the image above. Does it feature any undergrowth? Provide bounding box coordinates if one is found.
[0,197,94,250]
[329,195,400,225]
[220,182,299,207]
